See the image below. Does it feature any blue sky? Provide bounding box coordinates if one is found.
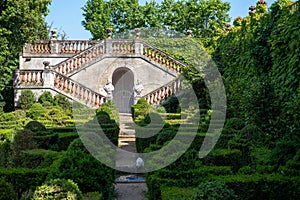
[45,0,276,40]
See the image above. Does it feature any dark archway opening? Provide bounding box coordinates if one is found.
[112,67,134,113]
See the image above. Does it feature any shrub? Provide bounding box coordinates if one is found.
[96,100,119,123]
[47,139,115,198]
[224,118,245,130]
[19,90,36,109]
[26,103,47,120]
[54,94,71,110]
[0,167,48,199]
[0,140,13,168]
[192,181,236,200]
[38,91,54,105]
[131,98,151,121]
[146,174,162,200]
[25,121,46,132]
[269,133,300,167]
[33,179,82,200]
[83,192,102,200]
[0,178,17,200]
[161,96,180,113]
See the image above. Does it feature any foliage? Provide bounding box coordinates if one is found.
[33,179,83,200]
[0,178,17,200]
[82,0,230,47]
[38,91,54,105]
[19,90,36,110]
[96,100,119,124]
[213,0,299,141]
[131,98,151,122]
[24,121,46,132]
[0,167,49,199]
[192,180,236,200]
[47,139,115,198]
[26,103,48,120]
[269,133,300,167]
[53,94,71,110]
[0,0,51,111]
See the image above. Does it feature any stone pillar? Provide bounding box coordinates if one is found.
[134,80,144,104]
[42,61,54,88]
[104,81,114,101]
[50,29,59,54]
[105,28,113,55]
[134,28,143,55]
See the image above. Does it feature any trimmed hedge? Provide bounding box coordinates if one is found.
[18,149,62,169]
[213,174,300,200]
[0,167,49,199]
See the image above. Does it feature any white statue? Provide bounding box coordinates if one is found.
[104,81,114,100]
[134,80,144,97]
[136,157,144,168]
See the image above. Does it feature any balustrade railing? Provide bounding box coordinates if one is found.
[143,78,182,105]
[112,40,135,54]
[18,70,44,86]
[59,40,98,54]
[28,41,51,54]
[53,73,105,107]
[141,41,186,73]
[24,40,99,55]
[54,43,104,75]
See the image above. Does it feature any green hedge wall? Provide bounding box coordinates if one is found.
[0,167,49,199]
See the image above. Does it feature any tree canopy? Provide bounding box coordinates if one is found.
[82,0,230,44]
[0,0,51,111]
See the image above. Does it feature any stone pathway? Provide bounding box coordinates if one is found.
[115,113,147,200]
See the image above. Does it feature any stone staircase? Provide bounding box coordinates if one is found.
[116,113,138,172]
[15,38,188,108]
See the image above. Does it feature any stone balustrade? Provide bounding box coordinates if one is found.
[54,43,104,75]
[111,40,135,54]
[141,41,186,73]
[17,70,44,86]
[54,73,105,107]
[59,40,98,54]
[23,40,99,55]
[143,78,182,105]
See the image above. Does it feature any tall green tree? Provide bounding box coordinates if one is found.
[82,0,230,43]
[0,0,51,111]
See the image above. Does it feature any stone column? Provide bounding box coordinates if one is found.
[105,28,113,55]
[42,61,54,88]
[134,28,143,55]
[104,81,114,101]
[134,80,144,104]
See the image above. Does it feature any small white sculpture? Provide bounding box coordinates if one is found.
[104,81,114,100]
[134,80,144,97]
[136,157,144,168]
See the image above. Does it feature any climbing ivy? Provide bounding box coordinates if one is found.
[213,0,299,140]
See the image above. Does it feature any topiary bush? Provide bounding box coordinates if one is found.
[192,181,236,200]
[33,179,82,200]
[47,139,115,198]
[131,98,151,122]
[54,94,71,110]
[26,103,47,120]
[0,178,17,200]
[25,121,46,133]
[38,91,54,105]
[19,90,36,109]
